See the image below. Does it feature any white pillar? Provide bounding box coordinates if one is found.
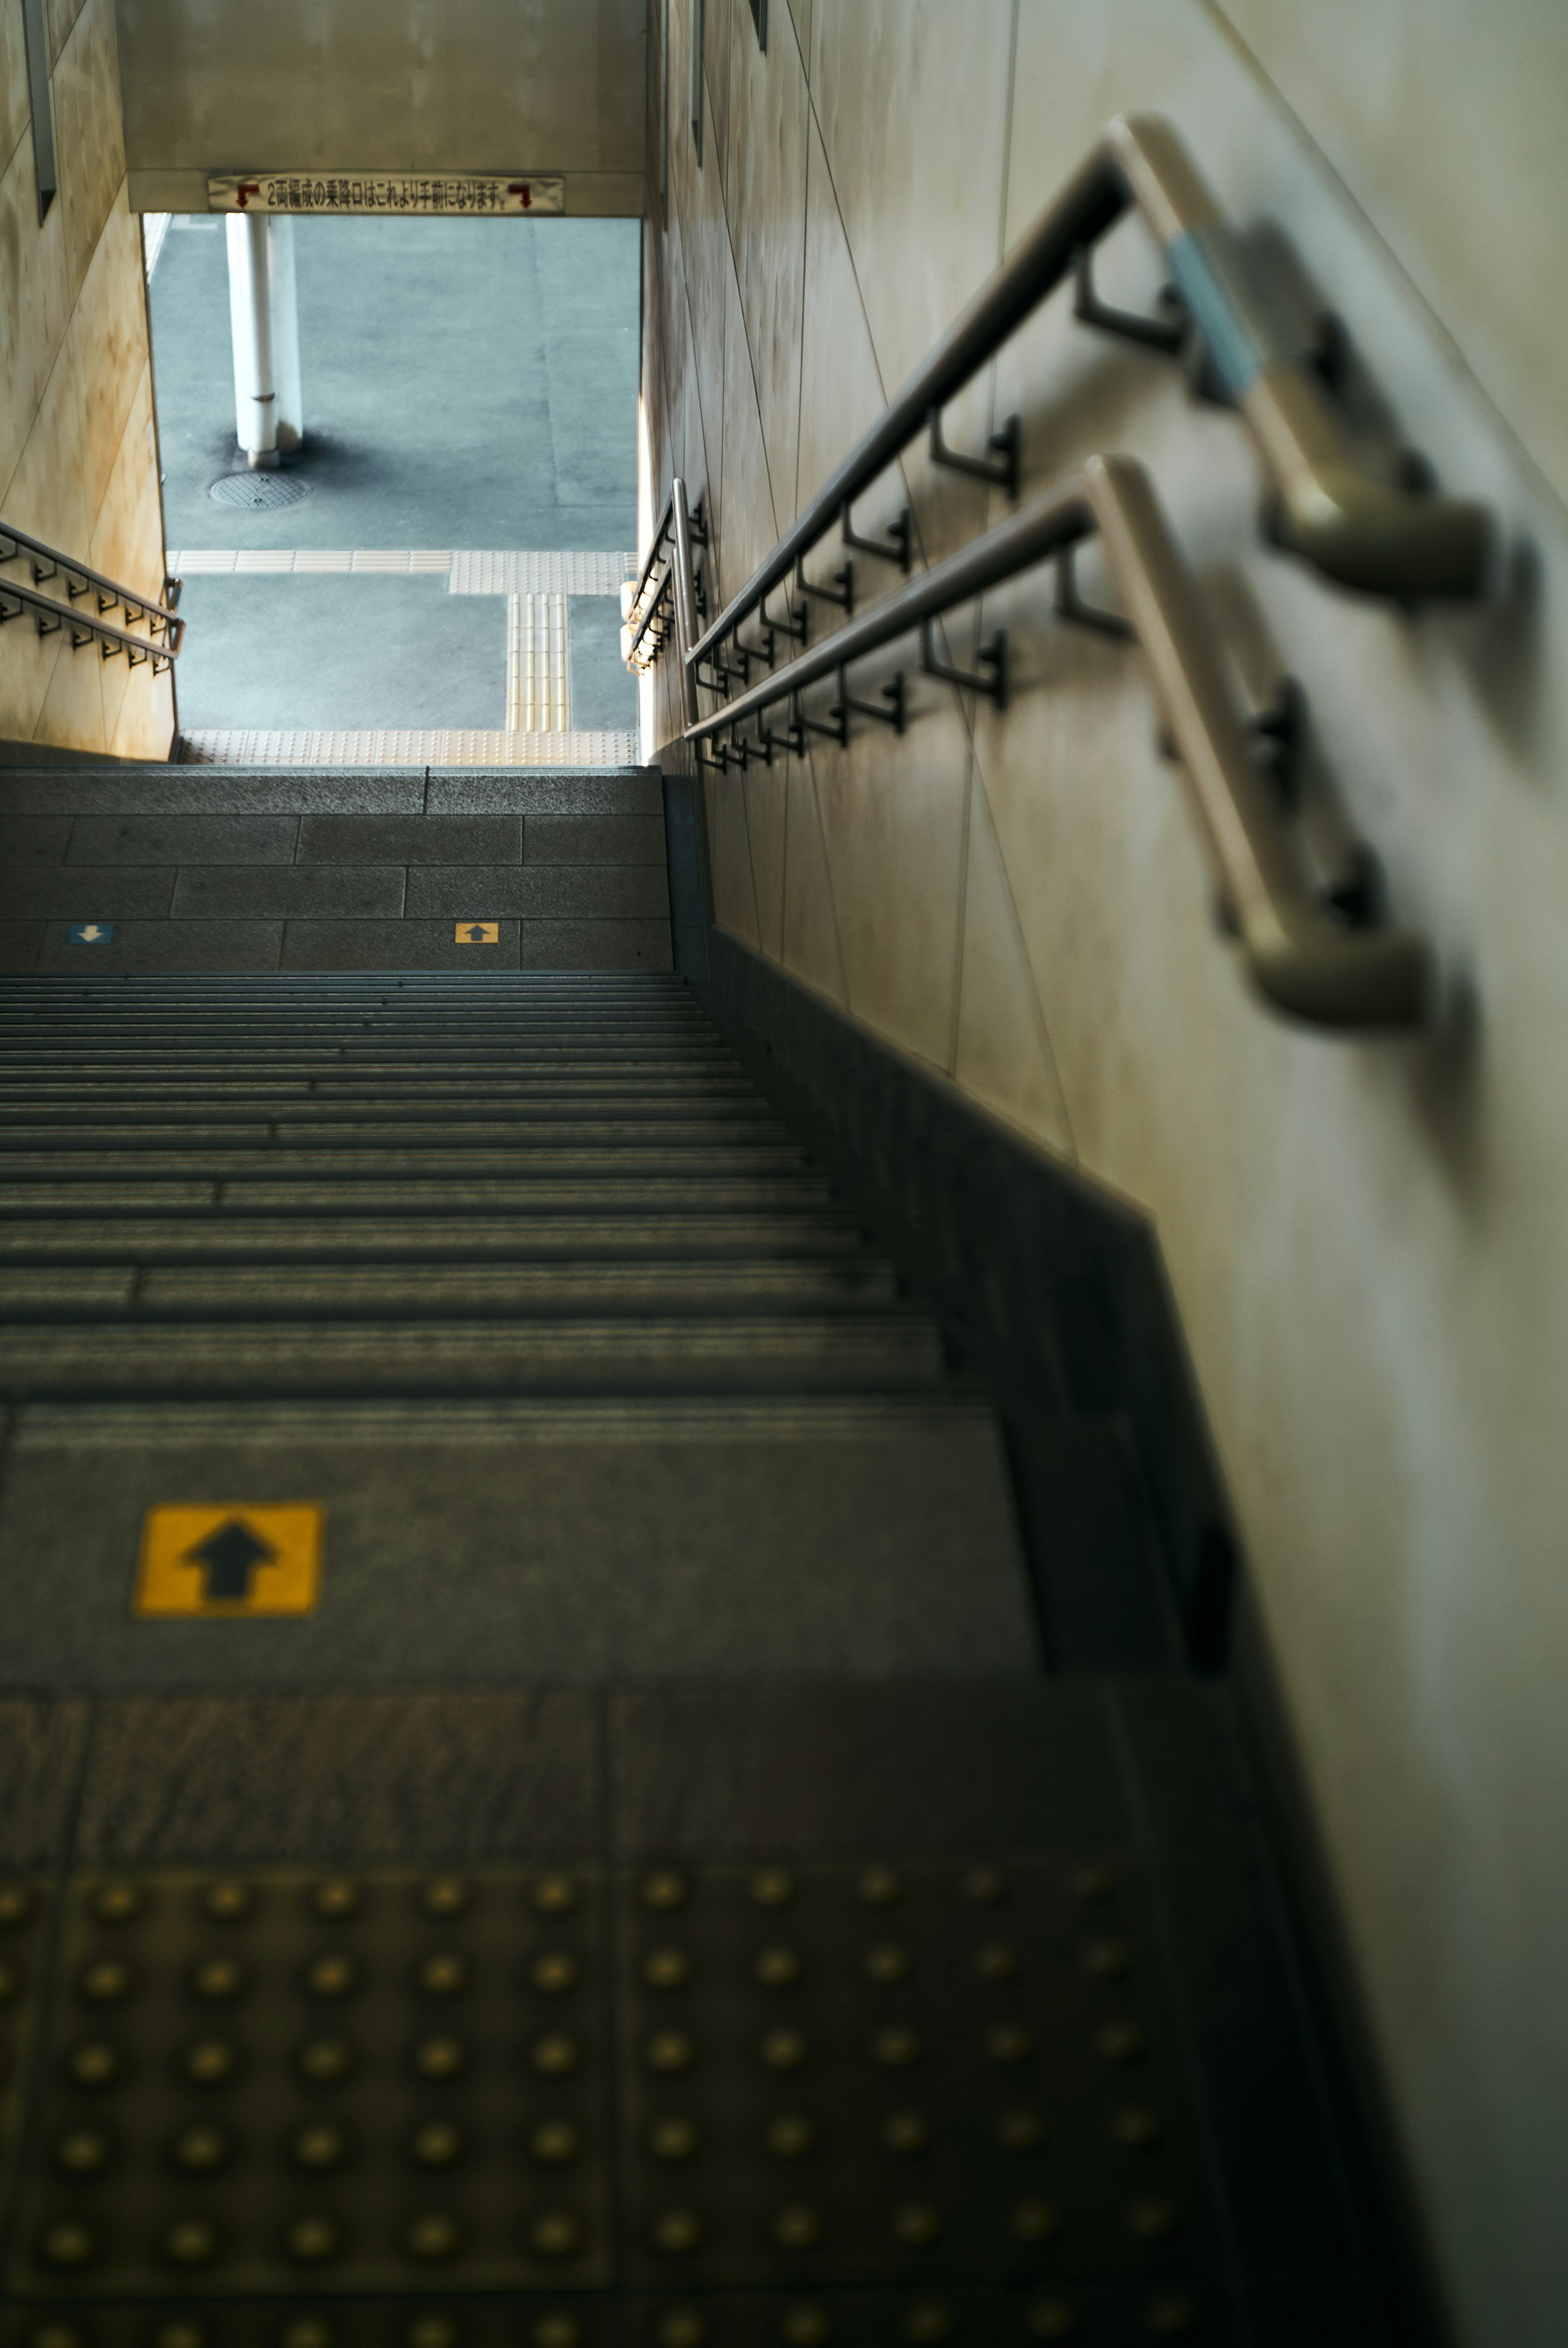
[225,213,304,468]
[268,218,303,454]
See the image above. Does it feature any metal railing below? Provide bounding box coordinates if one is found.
[625,486,706,678]
[0,522,184,671]
[659,461,1433,1032]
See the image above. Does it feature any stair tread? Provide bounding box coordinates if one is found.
[1,1175,833,1203]
[0,1262,899,1311]
[0,1214,866,1258]
[0,1146,812,1175]
[0,1319,945,1394]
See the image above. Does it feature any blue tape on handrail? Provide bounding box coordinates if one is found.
[1166,225,1296,401]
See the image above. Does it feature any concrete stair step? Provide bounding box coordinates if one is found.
[0,1316,945,1394]
[0,1393,1032,1685]
[0,1213,867,1261]
[0,1145,811,1177]
[0,1019,718,1038]
[0,1176,838,1215]
[0,1054,745,1076]
[0,1117,790,1145]
[0,1079,760,1104]
[0,1260,900,1315]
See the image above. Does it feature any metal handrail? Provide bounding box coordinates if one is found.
[0,579,181,672]
[629,488,675,616]
[0,521,184,652]
[680,111,1491,684]
[627,484,709,673]
[664,461,1432,1031]
[626,562,674,669]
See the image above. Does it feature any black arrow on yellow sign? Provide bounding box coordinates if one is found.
[185,1517,276,1603]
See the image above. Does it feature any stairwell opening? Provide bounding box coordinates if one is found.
[144,209,642,769]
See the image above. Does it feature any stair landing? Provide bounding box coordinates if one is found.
[0,767,670,974]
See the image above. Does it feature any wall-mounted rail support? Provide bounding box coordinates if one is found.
[0,522,184,670]
[0,523,184,649]
[631,112,1473,1032]
[665,464,1433,1032]
[665,109,1491,707]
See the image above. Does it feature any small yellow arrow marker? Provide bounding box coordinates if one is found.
[134,1505,323,1617]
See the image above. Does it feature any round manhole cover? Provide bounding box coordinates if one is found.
[208,471,312,511]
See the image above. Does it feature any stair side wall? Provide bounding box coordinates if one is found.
[640,7,1568,2339]
[0,0,174,760]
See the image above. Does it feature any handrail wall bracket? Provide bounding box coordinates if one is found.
[0,521,184,665]
[665,461,1433,1034]
[919,620,1008,709]
[929,407,1022,501]
[637,104,1471,1032]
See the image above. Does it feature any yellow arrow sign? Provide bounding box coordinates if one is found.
[135,1505,323,1617]
[455,921,500,945]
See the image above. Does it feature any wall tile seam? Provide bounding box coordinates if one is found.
[1,90,33,185]
[964,756,1080,1166]
[661,140,868,1002]
[797,67,892,427]
[791,67,996,618]
[89,353,161,597]
[1193,0,1568,545]
[705,57,954,698]
[698,45,786,586]
[0,168,140,538]
[21,641,68,742]
[49,0,92,72]
[944,743,976,1084]
[983,0,1022,461]
[55,18,127,316]
[56,0,114,108]
[664,88,1040,1034]
[727,0,813,537]
[716,183,782,542]
[666,42,1056,833]
[735,769,766,947]
[717,208,781,546]
[791,746,852,1012]
[675,52,728,576]
[715,906,1094,1175]
[668,225,716,560]
[61,181,150,537]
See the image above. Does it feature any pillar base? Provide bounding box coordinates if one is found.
[245,448,281,472]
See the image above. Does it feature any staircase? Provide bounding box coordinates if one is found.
[0,969,1034,1689]
[0,780,1403,2346]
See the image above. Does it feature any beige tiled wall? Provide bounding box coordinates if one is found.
[0,0,174,759]
[641,3,1568,2339]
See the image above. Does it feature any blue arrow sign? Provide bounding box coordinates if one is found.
[68,923,114,945]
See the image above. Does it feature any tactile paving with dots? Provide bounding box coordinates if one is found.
[0,1868,1221,2344]
[616,1862,1215,2310]
[4,1872,611,2299]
